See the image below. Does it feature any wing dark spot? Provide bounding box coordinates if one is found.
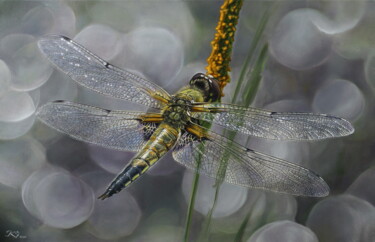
[60,35,70,41]
[246,148,255,153]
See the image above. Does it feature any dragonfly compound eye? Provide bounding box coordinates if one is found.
[190,73,220,102]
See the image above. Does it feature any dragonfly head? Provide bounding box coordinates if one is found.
[189,73,220,102]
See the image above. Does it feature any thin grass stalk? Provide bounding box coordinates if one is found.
[233,188,266,242]
[232,7,272,101]
[183,1,244,241]
[233,210,252,242]
[230,44,269,241]
[183,142,204,242]
[198,44,269,242]
[197,9,271,241]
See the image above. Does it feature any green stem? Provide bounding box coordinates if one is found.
[233,210,252,242]
[233,6,272,101]
[198,9,271,241]
[184,136,212,242]
[183,162,201,242]
[184,0,244,240]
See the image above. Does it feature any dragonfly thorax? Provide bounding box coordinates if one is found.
[162,97,191,128]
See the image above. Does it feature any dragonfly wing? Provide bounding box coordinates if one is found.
[36,101,158,151]
[173,130,329,197]
[38,35,170,109]
[192,103,354,140]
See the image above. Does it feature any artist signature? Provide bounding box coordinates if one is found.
[4,230,27,239]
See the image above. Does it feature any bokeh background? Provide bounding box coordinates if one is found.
[0,0,374,241]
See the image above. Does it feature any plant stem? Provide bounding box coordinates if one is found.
[184,0,245,241]
[183,156,202,242]
[198,8,271,241]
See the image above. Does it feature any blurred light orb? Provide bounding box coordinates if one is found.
[87,188,141,240]
[0,136,45,188]
[245,191,297,228]
[361,220,375,242]
[87,144,134,174]
[33,172,95,229]
[130,0,195,50]
[270,9,332,70]
[0,59,11,97]
[75,24,123,61]
[263,192,297,220]
[307,194,375,242]
[0,115,36,140]
[347,167,375,206]
[131,225,183,242]
[28,226,68,242]
[0,33,34,57]
[82,171,141,240]
[22,165,65,219]
[312,79,365,121]
[0,91,35,122]
[248,220,318,242]
[29,88,40,109]
[306,0,365,34]
[332,11,375,60]
[121,27,183,86]
[199,190,296,234]
[79,170,113,192]
[38,71,78,105]
[21,6,55,36]
[147,155,181,177]
[265,98,311,112]
[17,3,76,37]
[365,50,375,91]
[142,208,179,228]
[182,170,248,218]
[1,34,53,91]
[47,2,76,37]
[165,61,206,94]
[88,0,195,50]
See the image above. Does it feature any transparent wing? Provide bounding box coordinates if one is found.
[36,101,158,151]
[192,103,354,140]
[38,35,171,109]
[173,130,329,197]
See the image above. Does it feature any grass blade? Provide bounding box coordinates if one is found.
[183,146,203,242]
[184,0,244,240]
[233,210,252,242]
[232,6,272,102]
[198,8,271,240]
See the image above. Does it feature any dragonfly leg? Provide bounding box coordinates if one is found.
[138,113,163,123]
[185,123,209,140]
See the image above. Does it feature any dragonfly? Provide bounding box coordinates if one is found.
[36,35,354,200]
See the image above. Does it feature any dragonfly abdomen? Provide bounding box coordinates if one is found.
[97,160,149,200]
[98,123,180,199]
